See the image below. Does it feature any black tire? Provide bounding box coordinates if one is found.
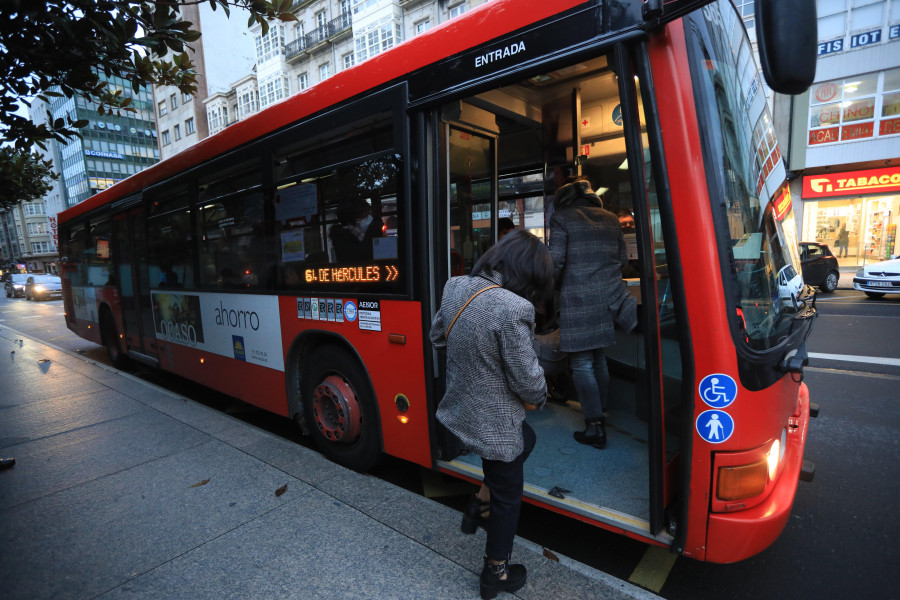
[820,271,839,293]
[301,345,381,472]
[100,310,131,369]
[865,291,886,299]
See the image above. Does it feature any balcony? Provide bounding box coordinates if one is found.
[285,12,352,61]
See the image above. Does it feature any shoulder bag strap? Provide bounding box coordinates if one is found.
[445,284,500,338]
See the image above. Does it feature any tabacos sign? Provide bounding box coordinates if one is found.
[803,167,900,199]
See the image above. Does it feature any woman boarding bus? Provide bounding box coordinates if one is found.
[57,0,817,563]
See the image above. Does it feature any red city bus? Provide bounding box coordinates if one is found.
[57,0,818,563]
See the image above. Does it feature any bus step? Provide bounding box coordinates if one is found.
[800,460,816,482]
[809,402,820,418]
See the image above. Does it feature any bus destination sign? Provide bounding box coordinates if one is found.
[304,264,400,284]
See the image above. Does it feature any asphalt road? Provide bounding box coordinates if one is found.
[2,288,898,600]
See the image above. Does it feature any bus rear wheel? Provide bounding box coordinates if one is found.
[100,310,130,369]
[302,346,381,472]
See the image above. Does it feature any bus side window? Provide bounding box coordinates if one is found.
[196,160,265,290]
[147,190,194,290]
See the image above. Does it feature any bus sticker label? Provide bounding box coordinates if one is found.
[311,297,320,320]
[696,410,734,444]
[699,373,737,408]
[358,300,381,331]
[344,300,358,322]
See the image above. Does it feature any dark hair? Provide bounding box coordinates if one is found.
[554,180,602,209]
[498,217,515,232]
[471,228,553,306]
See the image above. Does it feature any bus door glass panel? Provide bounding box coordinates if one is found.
[634,70,684,513]
[130,208,157,355]
[112,214,141,348]
[447,126,496,274]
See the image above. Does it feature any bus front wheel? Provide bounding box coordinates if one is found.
[302,346,381,472]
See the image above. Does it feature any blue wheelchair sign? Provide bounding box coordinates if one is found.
[698,373,737,408]
[696,410,734,444]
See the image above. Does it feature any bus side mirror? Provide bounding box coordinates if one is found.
[754,0,817,95]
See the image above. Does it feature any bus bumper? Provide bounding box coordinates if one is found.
[705,382,813,563]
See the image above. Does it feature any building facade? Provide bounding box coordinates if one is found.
[51,72,160,208]
[153,2,258,158]
[196,0,487,137]
[777,0,900,268]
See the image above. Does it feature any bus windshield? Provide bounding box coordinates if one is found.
[688,0,805,351]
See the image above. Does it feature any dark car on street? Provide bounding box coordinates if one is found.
[4,273,29,298]
[25,275,63,301]
[799,241,840,293]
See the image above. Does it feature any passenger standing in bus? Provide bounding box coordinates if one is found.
[549,179,635,449]
[430,229,552,600]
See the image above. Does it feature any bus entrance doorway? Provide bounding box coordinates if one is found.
[434,53,682,541]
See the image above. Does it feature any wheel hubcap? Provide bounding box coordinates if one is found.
[312,375,362,443]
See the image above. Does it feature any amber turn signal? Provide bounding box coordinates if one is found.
[716,459,767,501]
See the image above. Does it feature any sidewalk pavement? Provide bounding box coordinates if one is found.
[0,326,660,600]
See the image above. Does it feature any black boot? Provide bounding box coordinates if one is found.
[480,557,527,599]
[573,418,607,449]
[461,493,490,534]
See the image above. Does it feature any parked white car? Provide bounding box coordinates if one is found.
[777,264,804,309]
[853,257,900,298]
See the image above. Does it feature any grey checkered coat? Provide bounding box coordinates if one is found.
[549,201,629,352]
[430,270,547,462]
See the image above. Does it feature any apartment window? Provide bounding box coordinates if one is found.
[158,100,167,116]
[23,202,46,215]
[174,124,181,140]
[32,241,52,253]
[259,74,290,108]
[182,92,192,103]
[316,11,327,30]
[207,104,229,134]
[341,0,351,15]
[185,117,196,135]
[170,93,178,110]
[449,3,467,18]
[343,53,355,70]
[162,130,171,145]
[27,222,49,234]
[255,23,285,62]
[319,63,331,82]
[238,88,259,119]
[298,73,309,91]
[416,19,432,35]
[354,17,401,62]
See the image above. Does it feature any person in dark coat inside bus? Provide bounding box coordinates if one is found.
[330,198,382,262]
[549,179,636,450]
[430,229,553,599]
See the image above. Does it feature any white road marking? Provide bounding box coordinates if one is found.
[808,352,900,367]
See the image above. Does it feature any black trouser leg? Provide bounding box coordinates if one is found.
[481,422,536,560]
